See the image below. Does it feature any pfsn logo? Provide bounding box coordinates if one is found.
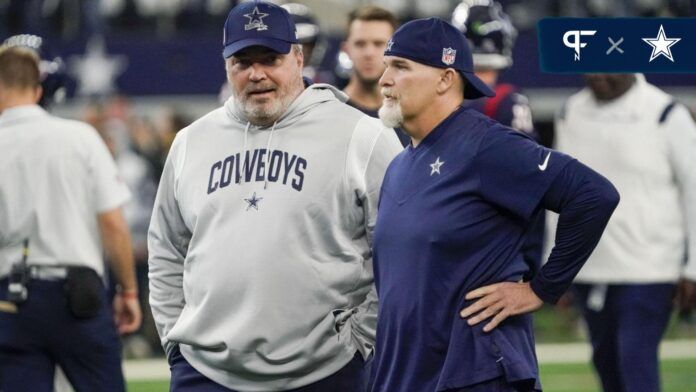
[563,30,596,61]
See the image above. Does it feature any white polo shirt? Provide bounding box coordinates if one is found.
[553,76,696,283]
[0,105,130,277]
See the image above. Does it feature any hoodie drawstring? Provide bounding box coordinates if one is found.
[241,121,251,184]
[264,122,277,190]
[241,120,276,190]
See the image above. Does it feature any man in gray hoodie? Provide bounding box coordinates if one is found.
[148,2,402,391]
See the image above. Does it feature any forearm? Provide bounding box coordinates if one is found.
[531,160,620,304]
[98,208,137,292]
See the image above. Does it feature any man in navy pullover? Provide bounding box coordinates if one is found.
[370,18,619,392]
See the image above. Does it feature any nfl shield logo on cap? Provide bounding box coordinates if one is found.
[383,17,495,98]
[442,47,457,65]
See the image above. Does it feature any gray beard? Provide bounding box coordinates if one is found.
[378,102,404,129]
[233,78,302,126]
[235,94,289,126]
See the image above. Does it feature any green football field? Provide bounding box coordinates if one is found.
[126,358,696,392]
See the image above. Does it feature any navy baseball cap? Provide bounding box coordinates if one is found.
[223,1,299,58]
[384,17,495,99]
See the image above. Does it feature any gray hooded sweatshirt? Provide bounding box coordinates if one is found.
[148,84,402,391]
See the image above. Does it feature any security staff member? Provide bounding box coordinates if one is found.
[0,44,141,392]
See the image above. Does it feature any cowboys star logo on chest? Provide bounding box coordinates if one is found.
[244,192,263,211]
[430,157,444,176]
[244,7,269,31]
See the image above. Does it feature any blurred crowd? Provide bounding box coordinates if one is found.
[74,96,191,356]
[1,0,695,40]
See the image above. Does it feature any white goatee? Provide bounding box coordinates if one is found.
[378,101,404,129]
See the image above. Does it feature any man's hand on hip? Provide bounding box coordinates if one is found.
[460,282,543,332]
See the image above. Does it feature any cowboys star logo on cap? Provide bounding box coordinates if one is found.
[244,6,269,31]
[386,39,394,51]
[442,47,456,65]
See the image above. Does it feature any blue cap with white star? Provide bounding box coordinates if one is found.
[385,17,495,99]
[223,1,299,58]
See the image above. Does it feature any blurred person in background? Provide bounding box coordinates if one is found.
[452,0,543,282]
[155,107,191,158]
[342,5,396,118]
[452,0,535,139]
[280,2,328,82]
[553,73,696,392]
[342,5,408,147]
[128,115,164,175]
[0,40,141,391]
[149,2,401,390]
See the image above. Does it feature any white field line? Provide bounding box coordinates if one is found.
[122,340,696,381]
[535,339,696,364]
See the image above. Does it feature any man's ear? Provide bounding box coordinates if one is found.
[436,68,458,95]
[34,86,43,104]
[295,47,305,68]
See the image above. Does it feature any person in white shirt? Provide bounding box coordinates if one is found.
[553,73,696,392]
[0,44,141,392]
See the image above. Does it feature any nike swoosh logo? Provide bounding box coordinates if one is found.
[538,152,551,171]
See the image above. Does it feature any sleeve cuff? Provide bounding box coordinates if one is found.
[530,277,564,305]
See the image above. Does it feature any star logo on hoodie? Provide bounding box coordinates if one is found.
[244,192,263,211]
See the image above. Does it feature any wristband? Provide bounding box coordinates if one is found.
[119,291,139,299]
[116,285,138,299]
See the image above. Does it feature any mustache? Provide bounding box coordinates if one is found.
[381,88,398,99]
[245,84,277,94]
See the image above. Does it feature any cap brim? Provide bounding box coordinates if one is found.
[461,71,496,99]
[223,38,292,58]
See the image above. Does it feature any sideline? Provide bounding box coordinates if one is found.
[121,339,696,381]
